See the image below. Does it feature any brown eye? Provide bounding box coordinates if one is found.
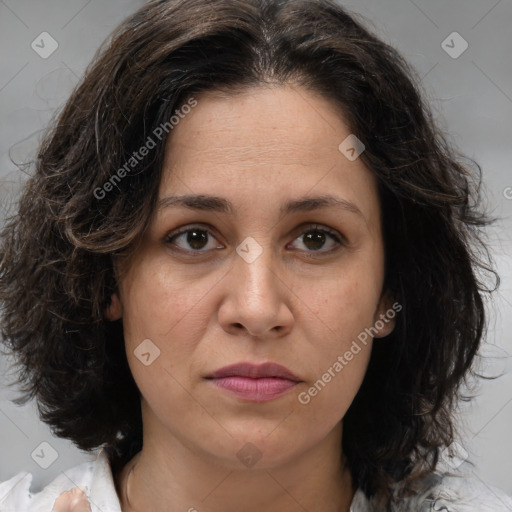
[183,229,209,250]
[164,223,343,256]
[302,231,328,251]
[289,225,343,253]
[165,226,222,252]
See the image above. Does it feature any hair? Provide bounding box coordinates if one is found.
[0,0,499,509]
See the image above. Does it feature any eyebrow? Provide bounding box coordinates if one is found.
[157,194,365,221]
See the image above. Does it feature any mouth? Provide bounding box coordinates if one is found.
[205,362,302,402]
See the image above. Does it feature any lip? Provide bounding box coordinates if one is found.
[205,362,302,402]
[207,362,301,381]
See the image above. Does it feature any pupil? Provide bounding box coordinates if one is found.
[187,230,208,249]
[305,231,325,250]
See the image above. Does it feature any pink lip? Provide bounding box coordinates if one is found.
[206,362,301,402]
[210,377,298,402]
[207,362,300,380]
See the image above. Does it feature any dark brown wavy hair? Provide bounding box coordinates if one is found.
[0,0,499,508]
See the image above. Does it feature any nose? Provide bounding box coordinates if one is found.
[217,242,294,339]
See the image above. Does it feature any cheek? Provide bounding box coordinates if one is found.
[294,329,372,438]
[118,258,219,400]
[294,251,381,407]
[119,256,213,346]
[305,257,383,345]
[305,350,371,408]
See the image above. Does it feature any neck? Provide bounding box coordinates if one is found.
[115,405,356,512]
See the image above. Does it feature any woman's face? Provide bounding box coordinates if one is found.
[109,84,395,469]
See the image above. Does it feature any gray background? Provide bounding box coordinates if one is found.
[0,0,511,500]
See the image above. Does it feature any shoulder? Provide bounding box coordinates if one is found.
[352,469,512,512]
[0,449,121,512]
[425,470,512,512]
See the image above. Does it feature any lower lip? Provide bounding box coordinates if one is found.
[208,376,299,402]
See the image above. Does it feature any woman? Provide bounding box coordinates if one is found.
[0,0,511,511]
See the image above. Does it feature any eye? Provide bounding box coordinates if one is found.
[164,223,343,255]
[164,225,223,253]
[288,224,343,254]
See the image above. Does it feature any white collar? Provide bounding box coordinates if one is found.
[0,448,121,512]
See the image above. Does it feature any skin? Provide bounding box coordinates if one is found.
[107,84,395,512]
[52,487,91,512]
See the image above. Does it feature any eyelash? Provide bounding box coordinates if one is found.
[163,223,344,256]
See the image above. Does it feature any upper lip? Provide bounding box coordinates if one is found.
[207,362,301,382]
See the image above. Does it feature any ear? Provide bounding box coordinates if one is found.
[373,290,399,339]
[105,292,122,321]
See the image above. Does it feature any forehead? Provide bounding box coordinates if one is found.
[158,85,380,226]
[166,85,350,163]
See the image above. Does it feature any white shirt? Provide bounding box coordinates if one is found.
[1,449,511,511]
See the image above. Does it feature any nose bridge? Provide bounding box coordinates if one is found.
[233,235,278,301]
